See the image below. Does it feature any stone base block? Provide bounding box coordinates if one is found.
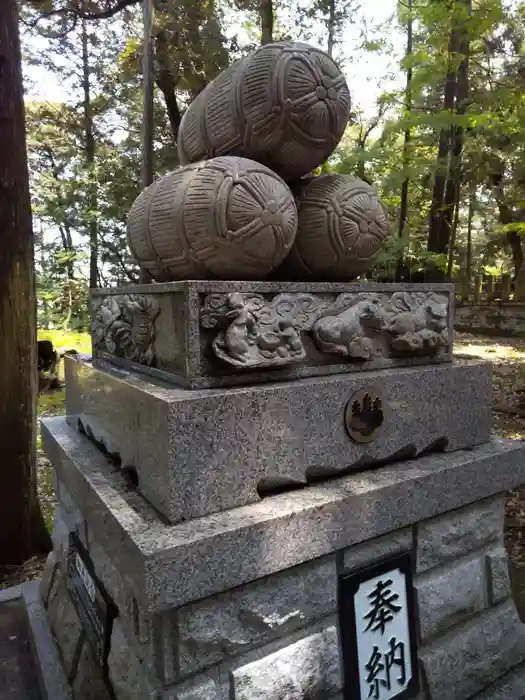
[40,418,525,700]
[471,660,525,699]
[20,581,73,700]
[64,356,492,523]
[90,281,454,389]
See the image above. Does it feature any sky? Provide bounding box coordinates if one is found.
[23,0,404,119]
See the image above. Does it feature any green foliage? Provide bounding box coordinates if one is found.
[20,0,525,309]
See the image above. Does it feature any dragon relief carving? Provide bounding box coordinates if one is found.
[200,290,450,369]
[91,294,160,366]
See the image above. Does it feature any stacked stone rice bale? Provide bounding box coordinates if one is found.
[127,41,391,282]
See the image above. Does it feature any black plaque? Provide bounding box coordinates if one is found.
[339,551,420,700]
[65,532,118,671]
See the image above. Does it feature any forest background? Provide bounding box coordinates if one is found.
[20,0,525,330]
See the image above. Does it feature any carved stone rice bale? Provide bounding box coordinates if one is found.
[276,173,390,282]
[177,41,351,181]
[127,156,298,281]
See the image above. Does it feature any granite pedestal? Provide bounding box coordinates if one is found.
[37,280,525,700]
[40,418,525,700]
[64,356,492,524]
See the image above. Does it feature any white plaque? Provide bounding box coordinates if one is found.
[339,551,419,700]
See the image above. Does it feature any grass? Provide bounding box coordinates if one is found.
[38,328,92,355]
[36,330,91,533]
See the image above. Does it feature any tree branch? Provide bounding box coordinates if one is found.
[28,0,140,26]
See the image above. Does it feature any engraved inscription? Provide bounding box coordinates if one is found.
[65,533,118,669]
[339,552,419,700]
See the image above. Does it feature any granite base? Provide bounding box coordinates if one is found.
[40,416,525,700]
[63,356,492,524]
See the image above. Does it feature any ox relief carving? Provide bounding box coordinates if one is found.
[200,291,450,369]
[91,294,160,366]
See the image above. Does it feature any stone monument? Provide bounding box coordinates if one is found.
[177,42,351,181]
[127,157,298,282]
[35,40,525,700]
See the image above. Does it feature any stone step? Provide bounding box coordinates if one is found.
[41,416,525,613]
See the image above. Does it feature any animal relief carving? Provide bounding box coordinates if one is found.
[312,291,449,359]
[200,293,307,368]
[311,295,384,359]
[382,292,449,356]
[200,290,450,370]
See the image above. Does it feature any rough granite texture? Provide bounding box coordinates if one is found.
[341,526,412,572]
[486,546,512,605]
[40,427,525,699]
[107,618,159,700]
[178,555,337,675]
[71,641,112,700]
[40,550,59,607]
[231,626,341,700]
[471,660,525,699]
[416,555,487,641]
[64,357,491,523]
[416,496,503,572]
[89,281,455,388]
[41,417,525,612]
[164,678,221,700]
[22,581,75,700]
[46,578,83,679]
[420,601,525,700]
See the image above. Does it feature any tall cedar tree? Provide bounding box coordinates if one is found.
[0,0,51,565]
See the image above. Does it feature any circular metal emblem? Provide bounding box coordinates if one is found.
[344,388,385,444]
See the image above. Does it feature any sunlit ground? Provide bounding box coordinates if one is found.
[455,331,525,441]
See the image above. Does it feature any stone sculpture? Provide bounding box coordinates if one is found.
[201,292,306,368]
[277,173,391,282]
[177,41,351,181]
[127,157,298,281]
[91,294,160,366]
[200,290,449,369]
[311,296,384,359]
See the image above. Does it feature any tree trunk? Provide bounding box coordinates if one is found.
[81,17,98,289]
[397,0,413,270]
[507,228,524,282]
[441,0,470,250]
[427,25,458,254]
[446,193,461,279]
[260,0,274,45]
[465,187,474,285]
[0,0,51,565]
[326,0,336,56]
[142,0,155,182]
